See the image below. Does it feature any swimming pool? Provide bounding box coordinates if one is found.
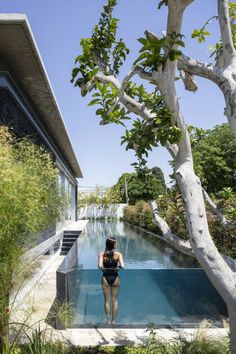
[57,221,227,327]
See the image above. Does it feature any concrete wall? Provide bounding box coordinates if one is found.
[78,203,126,219]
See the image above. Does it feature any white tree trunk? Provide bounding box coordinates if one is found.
[229,301,236,353]
[175,164,235,294]
[175,162,236,353]
[219,58,236,137]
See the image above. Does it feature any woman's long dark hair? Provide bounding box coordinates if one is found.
[105,237,117,254]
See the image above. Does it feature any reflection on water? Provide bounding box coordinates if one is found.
[75,221,199,269]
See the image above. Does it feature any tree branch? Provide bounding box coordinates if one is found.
[178,54,223,86]
[179,69,198,92]
[83,73,155,120]
[165,141,178,159]
[81,72,179,158]
[149,199,236,271]
[218,0,236,63]
[203,189,236,230]
[148,200,194,257]
[143,31,221,92]
[108,66,145,114]
[91,49,114,75]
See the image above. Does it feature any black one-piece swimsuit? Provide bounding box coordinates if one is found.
[103,252,119,286]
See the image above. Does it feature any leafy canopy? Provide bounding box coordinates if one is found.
[71,0,130,91]
[111,168,166,204]
[72,0,182,180]
[191,124,236,193]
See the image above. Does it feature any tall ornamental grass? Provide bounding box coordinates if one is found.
[0,127,63,349]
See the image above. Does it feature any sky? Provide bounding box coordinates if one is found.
[0,0,226,188]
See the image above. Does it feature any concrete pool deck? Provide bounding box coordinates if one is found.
[11,222,229,346]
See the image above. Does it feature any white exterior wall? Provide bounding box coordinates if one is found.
[78,203,126,219]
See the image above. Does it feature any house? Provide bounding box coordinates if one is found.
[0,14,83,259]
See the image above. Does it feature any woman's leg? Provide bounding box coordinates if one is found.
[111,277,120,324]
[101,276,111,323]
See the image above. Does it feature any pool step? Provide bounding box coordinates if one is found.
[60,230,81,255]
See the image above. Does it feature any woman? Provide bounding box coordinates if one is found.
[98,237,124,324]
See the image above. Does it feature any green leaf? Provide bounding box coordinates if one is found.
[71,68,80,79]
[137,37,147,45]
[88,98,101,106]
[133,51,150,65]
[169,49,182,61]
[92,92,101,98]
[191,29,200,38]
[95,108,104,115]
[176,40,185,47]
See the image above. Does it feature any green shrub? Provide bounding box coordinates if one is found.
[124,187,236,258]
[123,201,161,234]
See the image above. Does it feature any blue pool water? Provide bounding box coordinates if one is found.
[64,221,199,269]
[57,221,227,327]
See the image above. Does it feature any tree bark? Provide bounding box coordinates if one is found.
[148,200,193,257]
[228,300,236,354]
[219,60,236,137]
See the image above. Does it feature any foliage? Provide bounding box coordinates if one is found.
[144,325,183,354]
[124,201,161,234]
[88,82,130,126]
[78,185,123,208]
[121,83,181,149]
[191,124,236,193]
[123,187,187,237]
[207,188,236,258]
[156,189,187,239]
[191,23,211,43]
[111,168,166,205]
[120,83,182,178]
[0,127,63,346]
[151,167,166,189]
[124,186,236,257]
[164,186,234,250]
[181,319,230,354]
[3,320,230,353]
[71,0,129,91]
[134,31,184,70]
[72,0,182,179]
[191,2,236,59]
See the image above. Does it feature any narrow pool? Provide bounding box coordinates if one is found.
[57,221,227,327]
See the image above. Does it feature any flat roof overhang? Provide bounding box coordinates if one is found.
[0,14,82,178]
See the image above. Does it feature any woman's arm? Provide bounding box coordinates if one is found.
[98,252,104,270]
[118,252,125,268]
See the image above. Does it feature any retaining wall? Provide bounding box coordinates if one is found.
[78,203,126,219]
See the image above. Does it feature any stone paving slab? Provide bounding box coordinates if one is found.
[64,220,88,231]
[63,327,228,346]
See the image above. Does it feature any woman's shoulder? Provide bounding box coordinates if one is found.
[99,250,105,256]
[114,251,122,257]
